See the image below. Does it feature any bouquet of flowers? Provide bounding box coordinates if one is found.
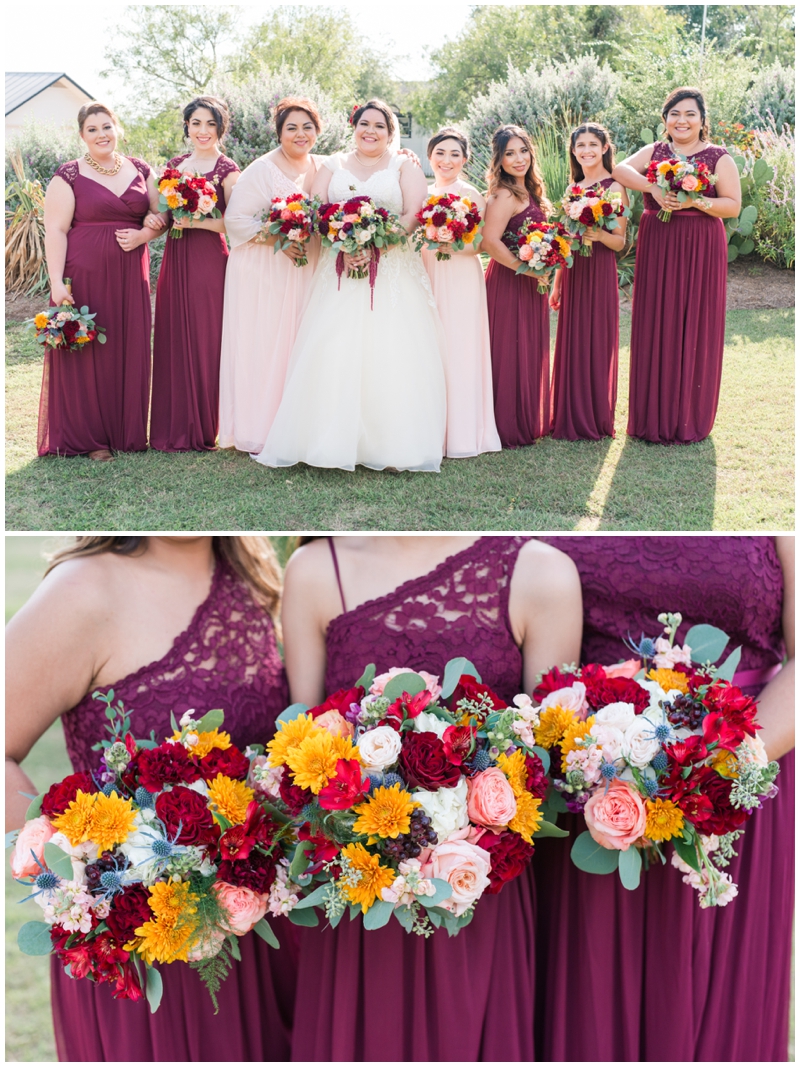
[260,659,562,937]
[645,156,717,222]
[25,280,106,350]
[413,193,483,261]
[533,613,780,907]
[316,194,406,307]
[261,193,319,267]
[158,168,221,238]
[9,694,287,1012]
[557,183,629,256]
[504,218,573,293]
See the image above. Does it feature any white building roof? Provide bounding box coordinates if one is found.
[6,72,93,115]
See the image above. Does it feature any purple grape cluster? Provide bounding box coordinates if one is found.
[381,809,438,861]
[665,694,706,731]
[83,851,119,891]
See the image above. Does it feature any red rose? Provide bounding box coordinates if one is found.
[217,847,276,895]
[105,883,152,943]
[681,767,750,836]
[525,752,548,799]
[279,775,314,815]
[479,830,535,893]
[197,744,249,782]
[585,676,649,715]
[398,732,461,790]
[532,666,578,702]
[449,675,506,713]
[41,771,95,817]
[579,206,595,226]
[155,785,220,849]
[601,202,613,216]
[309,686,364,718]
[136,743,201,792]
[62,319,80,342]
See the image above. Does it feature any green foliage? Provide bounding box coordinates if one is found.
[188,937,234,1014]
[751,124,795,269]
[571,830,620,874]
[121,108,185,170]
[745,61,795,130]
[4,118,77,191]
[674,4,795,68]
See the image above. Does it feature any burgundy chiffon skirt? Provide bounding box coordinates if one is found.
[150,229,228,451]
[551,244,618,439]
[628,210,727,444]
[291,867,536,1061]
[485,260,550,447]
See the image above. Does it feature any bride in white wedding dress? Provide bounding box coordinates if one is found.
[255,101,447,473]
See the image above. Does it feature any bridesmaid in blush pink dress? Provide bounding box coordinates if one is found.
[483,126,552,448]
[218,98,322,454]
[613,87,741,444]
[421,129,500,458]
[147,97,240,451]
[550,124,628,440]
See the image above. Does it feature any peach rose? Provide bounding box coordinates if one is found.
[187,928,226,961]
[681,175,699,191]
[421,837,492,915]
[518,244,533,262]
[584,781,646,851]
[314,709,354,739]
[467,768,517,831]
[11,816,55,879]
[425,225,438,239]
[605,659,642,679]
[370,667,442,703]
[214,881,267,935]
[437,226,454,242]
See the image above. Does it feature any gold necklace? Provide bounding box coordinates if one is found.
[84,151,123,176]
[354,148,388,168]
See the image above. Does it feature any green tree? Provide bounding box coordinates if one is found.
[674,5,795,66]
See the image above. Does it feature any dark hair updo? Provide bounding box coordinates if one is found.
[273,97,322,139]
[427,127,470,162]
[568,122,616,183]
[183,96,230,142]
[78,102,122,134]
[661,86,710,141]
[350,99,397,139]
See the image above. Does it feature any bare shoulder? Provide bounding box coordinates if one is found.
[8,555,116,644]
[283,540,333,594]
[512,539,581,601]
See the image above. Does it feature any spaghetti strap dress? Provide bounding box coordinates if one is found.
[37,159,152,456]
[150,153,240,451]
[290,536,538,1062]
[50,558,297,1062]
[550,177,619,440]
[534,535,793,1062]
[485,199,550,447]
[628,143,730,444]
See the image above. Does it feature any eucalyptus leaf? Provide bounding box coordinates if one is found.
[276,702,310,726]
[355,663,376,690]
[425,908,442,928]
[43,842,74,879]
[618,846,642,890]
[362,899,395,930]
[532,746,550,775]
[441,657,482,699]
[145,964,163,1013]
[24,793,45,821]
[170,711,180,734]
[533,819,569,839]
[393,904,414,932]
[136,738,159,750]
[570,830,620,875]
[329,906,344,929]
[419,877,453,907]
[716,646,742,682]
[17,921,53,956]
[293,884,329,909]
[672,834,701,872]
[288,840,313,880]
[349,902,361,920]
[383,672,426,702]
[685,623,729,664]
[287,905,319,927]
[228,933,242,962]
[195,708,225,733]
[253,918,280,949]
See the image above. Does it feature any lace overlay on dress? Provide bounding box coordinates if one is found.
[325,536,531,702]
[61,559,288,770]
[54,161,80,186]
[166,153,239,211]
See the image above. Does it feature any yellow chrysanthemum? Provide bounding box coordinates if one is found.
[496,749,528,796]
[266,714,319,767]
[89,791,138,850]
[657,161,672,175]
[352,784,419,840]
[286,731,360,794]
[556,236,572,257]
[534,705,578,749]
[190,728,232,758]
[52,790,97,845]
[135,882,199,964]
[508,792,542,845]
[338,843,396,914]
[207,774,254,823]
[591,201,605,219]
[559,715,596,773]
[647,668,690,695]
[75,335,91,344]
[644,798,685,842]
[710,749,739,780]
[166,194,181,209]
[148,879,197,923]
[34,312,49,328]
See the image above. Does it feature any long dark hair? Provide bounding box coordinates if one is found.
[568,123,616,183]
[661,86,710,142]
[486,125,551,212]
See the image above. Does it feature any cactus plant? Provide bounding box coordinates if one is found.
[726,153,774,261]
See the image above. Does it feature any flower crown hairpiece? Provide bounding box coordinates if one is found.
[349,104,361,126]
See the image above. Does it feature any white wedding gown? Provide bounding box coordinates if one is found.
[255,153,447,472]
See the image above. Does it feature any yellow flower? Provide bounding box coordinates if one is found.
[52,790,96,845]
[286,731,359,794]
[188,728,232,758]
[207,774,254,823]
[534,705,577,749]
[527,231,543,243]
[711,749,739,779]
[496,749,527,795]
[657,161,672,175]
[34,312,49,328]
[559,715,596,773]
[647,668,689,694]
[352,784,418,840]
[166,194,181,209]
[591,201,605,219]
[75,335,91,344]
[555,236,572,257]
[508,792,542,845]
[135,881,199,964]
[52,789,136,850]
[266,714,319,767]
[339,843,396,913]
[644,798,685,842]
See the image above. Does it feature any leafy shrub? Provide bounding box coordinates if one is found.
[5,119,77,191]
[745,62,795,131]
[751,123,795,269]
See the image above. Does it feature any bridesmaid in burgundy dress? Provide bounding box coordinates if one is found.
[6,536,296,1062]
[40,103,161,459]
[535,535,794,1061]
[483,126,552,447]
[613,87,742,444]
[281,535,582,1061]
[550,124,628,439]
[147,97,240,451]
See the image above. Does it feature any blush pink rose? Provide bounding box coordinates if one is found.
[467,768,517,831]
[421,838,492,915]
[214,881,267,934]
[518,244,533,262]
[584,781,646,851]
[437,226,454,242]
[425,225,438,239]
[370,667,442,703]
[314,709,354,739]
[681,175,699,191]
[11,815,55,879]
[541,682,588,718]
[604,659,642,679]
[187,928,226,961]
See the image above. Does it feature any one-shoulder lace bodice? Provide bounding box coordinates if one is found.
[327,153,405,215]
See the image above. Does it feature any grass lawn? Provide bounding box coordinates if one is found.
[5,310,794,532]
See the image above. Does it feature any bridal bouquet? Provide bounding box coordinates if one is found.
[316,195,406,307]
[557,183,629,256]
[9,695,285,1012]
[413,192,483,260]
[158,168,221,238]
[505,218,573,293]
[534,613,779,907]
[645,156,717,222]
[261,193,319,267]
[25,284,106,351]
[261,659,562,937]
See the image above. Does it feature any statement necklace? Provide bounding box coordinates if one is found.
[354,148,388,168]
[84,151,123,176]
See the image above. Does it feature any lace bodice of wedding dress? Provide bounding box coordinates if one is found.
[326,153,406,215]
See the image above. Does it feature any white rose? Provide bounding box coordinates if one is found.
[414,778,469,842]
[594,701,636,732]
[357,725,402,771]
[622,716,661,768]
[413,712,449,738]
[540,682,587,716]
[591,723,624,762]
[356,229,372,244]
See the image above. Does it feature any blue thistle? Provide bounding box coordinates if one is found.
[624,632,657,659]
[651,750,669,772]
[643,778,660,798]
[367,773,384,793]
[101,782,118,796]
[469,749,493,773]
[135,786,156,808]
[600,760,618,782]
[382,772,404,790]
[654,722,672,744]
[16,854,62,903]
[299,803,318,823]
